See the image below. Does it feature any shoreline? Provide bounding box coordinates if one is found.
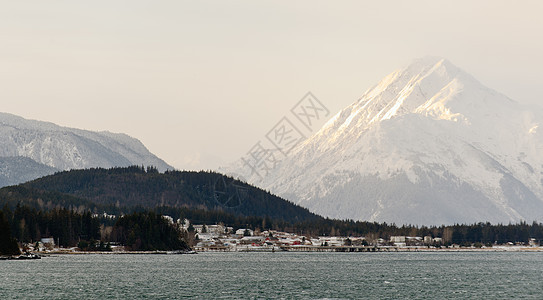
[20,246,543,256]
[38,250,197,255]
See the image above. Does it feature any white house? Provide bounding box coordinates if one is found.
[41,237,55,246]
[235,229,254,236]
[194,224,228,235]
[390,236,406,244]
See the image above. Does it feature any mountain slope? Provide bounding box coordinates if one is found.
[0,156,59,187]
[233,57,543,225]
[20,166,320,223]
[0,112,172,186]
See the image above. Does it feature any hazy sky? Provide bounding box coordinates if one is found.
[2,1,542,170]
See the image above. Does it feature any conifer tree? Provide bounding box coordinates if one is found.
[0,211,20,256]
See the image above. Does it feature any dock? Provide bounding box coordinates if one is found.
[280,245,411,252]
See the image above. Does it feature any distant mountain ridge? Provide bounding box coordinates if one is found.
[231,57,543,225]
[0,156,58,187]
[0,112,172,187]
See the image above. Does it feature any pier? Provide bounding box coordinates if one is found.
[280,245,419,252]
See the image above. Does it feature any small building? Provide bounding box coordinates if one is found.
[406,236,423,246]
[424,236,433,245]
[349,237,367,246]
[41,237,55,246]
[390,236,406,244]
[235,229,254,236]
[195,233,215,241]
[240,236,265,245]
[194,224,227,235]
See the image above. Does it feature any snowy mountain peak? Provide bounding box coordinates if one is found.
[231,57,543,225]
[349,57,480,125]
[314,57,519,153]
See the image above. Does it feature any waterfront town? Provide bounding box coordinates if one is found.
[18,216,541,255]
[184,221,541,253]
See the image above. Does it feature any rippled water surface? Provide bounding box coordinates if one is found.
[1,252,542,299]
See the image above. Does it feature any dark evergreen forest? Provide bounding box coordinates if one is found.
[22,166,319,222]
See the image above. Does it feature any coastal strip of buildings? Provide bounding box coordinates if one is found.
[179,220,541,253]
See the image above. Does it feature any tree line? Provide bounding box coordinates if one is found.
[156,205,543,245]
[2,204,101,247]
[2,202,542,255]
[0,210,20,255]
[0,204,189,253]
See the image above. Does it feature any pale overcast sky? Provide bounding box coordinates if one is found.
[1,1,542,170]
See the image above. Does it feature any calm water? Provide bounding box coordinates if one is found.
[1,252,542,299]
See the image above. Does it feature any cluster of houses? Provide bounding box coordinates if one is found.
[22,237,57,252]
[23,217,540,253]
[175,219,447,252]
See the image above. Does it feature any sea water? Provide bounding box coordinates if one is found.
[1,252,542,299]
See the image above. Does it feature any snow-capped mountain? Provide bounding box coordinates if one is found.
[231,57,543,225]
[0,112,172,187]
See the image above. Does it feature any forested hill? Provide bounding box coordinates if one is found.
[18,166,320,223]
